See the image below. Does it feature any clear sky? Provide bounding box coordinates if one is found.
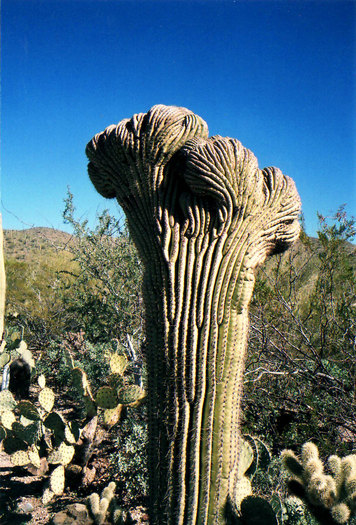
[1,0,355,236]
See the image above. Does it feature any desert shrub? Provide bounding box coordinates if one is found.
[112,409,148,504]
[244,206,356,458]
[59,190,144,347]
[36,334,111,394]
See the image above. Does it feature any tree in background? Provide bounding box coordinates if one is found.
[60,190,144,347]
[244,206,355,458]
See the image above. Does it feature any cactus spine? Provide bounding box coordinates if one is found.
[282,443,356,523]
[87,482,131,524]
[86,105,301,524]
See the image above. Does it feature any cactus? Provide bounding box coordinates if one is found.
[0,367,83,501]
[12,420,42,445]
[281,443,356,524]
[42,487,54,505]
[87,481,116,525]
[38,374,46,389]
[0,389,16,412]
[71,366,91,396]
[116,384,145,405]
[86,482,132,524]
[17,400,41,421]
[234,439,254,507]
[68,350,144,424]
[38,386,55,412]
[110,354,128,376]
[1,409,16,429]
[16,340,35,368]
[3,436,27,454]
[65,421,79,444]
[95,386,119,409]
[50,464,65,495]
[43,411,66,435]
[86,104,301,523]
[103,406,122,427]
[0,352,10,369]
[48,442,75,466]
[28,445,41,468]
[11,449,30,467]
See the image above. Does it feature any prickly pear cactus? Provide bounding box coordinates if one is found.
[70,355,145,424]
[0,368,85,505]
[86,105,301,524]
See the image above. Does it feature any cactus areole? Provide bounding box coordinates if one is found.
[86,105,301,524]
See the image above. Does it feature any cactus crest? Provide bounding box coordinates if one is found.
[87,105,301,524]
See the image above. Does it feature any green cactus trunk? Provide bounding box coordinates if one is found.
[86,105,301,524]
[141,235,256,524]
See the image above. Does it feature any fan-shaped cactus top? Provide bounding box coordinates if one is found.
[86,105,300,262]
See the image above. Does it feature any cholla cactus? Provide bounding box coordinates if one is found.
[87,482,131,524]
[281,442,356,524]
[87,105,301,524]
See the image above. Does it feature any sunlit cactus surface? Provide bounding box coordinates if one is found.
[86,105,301,524]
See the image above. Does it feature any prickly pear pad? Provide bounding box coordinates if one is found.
[39,387,55,412]
[50,465,65,495]
[1,410,16,429]
[0,390,16,412]
[11,450,30,467]
[109,354,128,375]
[17,401,41,421]
[117,384,145,405]
[95,386,118,409]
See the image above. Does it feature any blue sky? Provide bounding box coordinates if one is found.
[1,0,355,236]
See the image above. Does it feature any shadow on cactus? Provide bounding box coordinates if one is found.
[0,332,35,399]
[225,436,281,524]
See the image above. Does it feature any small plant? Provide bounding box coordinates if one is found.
[86,481,133,524]
[113,414,148,503]
[281,442,356,524]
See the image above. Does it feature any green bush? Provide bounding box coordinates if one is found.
[112,410,148,504]
[244,206,355,458]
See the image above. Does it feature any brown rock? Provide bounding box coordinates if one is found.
[26,457,49,476]
[51,503,94,525]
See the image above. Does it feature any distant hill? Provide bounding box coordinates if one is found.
[3,227,73,261]
[3,227,76,321]
[2,226,355,325]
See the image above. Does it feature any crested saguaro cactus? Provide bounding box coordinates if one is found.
[86,105,301,524]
